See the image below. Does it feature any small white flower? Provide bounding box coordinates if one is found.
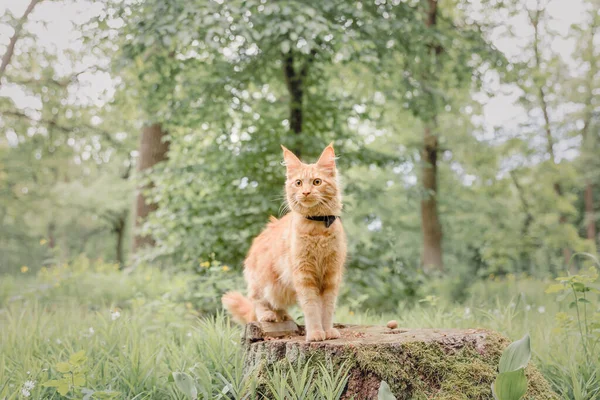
[110,310,121,321]
[26,371,30,375]
[21,388,30,398]
[464,307,471,316]
[526,305,531,311]
[538,306,546,314]
[509,302,516,308]
[56,338,62,344]
[187,332,192,337]
[23,380,35,390]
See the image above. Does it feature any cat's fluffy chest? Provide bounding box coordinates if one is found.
[290,217,344,260]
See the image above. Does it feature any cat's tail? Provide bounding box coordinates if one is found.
[221,291,255,324]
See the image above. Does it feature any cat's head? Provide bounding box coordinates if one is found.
[281,143,342,216]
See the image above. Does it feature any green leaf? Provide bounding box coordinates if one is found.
[572,282,586,292]
[43,380,61,388]
[492,368,527,400]
[56,362,72,373]
[57,380,71,396]
[378,381,396,400]
[70,350,87,365]
[73,372,86,386]
[499,334,531,373]
[172,372,198,400]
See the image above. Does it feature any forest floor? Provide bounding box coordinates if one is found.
[0,259,598,399]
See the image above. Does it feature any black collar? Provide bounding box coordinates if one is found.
[306,215,339,228]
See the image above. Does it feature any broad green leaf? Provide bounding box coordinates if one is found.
[492,369,527,400]
[70,350,87,365]
[172,372,198,400]
[57,380,71,396]
[378,381,396,400]
[56,362,72,373]
[73,372,86,386]
[499,334,531,373]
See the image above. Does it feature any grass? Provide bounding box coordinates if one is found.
[0,259,599,399]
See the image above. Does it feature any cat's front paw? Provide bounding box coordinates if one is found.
[325,328,341,340]
[306,330,326,342]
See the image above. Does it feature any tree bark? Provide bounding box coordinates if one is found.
[282,50,314,157]
[580,15,598,246]
[114,211,127,266]
[132,123,169,251]
[242,322,558,400]
[0,0,42,85]
[530,8,571,265]
[421,125,443,270]
[419,0,443,271]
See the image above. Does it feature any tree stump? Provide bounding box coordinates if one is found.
[243,322,557,400]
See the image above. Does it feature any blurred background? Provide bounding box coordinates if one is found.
[0,0,599,398]
[1,0,598,303]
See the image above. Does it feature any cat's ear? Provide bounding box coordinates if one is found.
[281,145,302,173]
[316,142,336,172]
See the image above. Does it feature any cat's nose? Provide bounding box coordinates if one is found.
[302,191,311,197]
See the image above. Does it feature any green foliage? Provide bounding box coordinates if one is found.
[492,334,531,400]
[493,369,528,400]
[378,381,396,400]
[0,258,597,399]
[499,334,532,374]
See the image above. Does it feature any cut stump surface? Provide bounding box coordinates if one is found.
[243,322,557,400]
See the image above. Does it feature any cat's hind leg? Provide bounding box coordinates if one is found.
[275,309,294,322]
[253,299,278,322]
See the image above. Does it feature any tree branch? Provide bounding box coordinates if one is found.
[0,0,43,85]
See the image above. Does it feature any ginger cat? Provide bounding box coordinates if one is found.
[222,143,346,342]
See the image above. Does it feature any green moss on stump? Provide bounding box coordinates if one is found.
[243,324,557,400]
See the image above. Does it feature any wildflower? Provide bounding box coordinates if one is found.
[349,311,354,316]
[222,265,230,272]
[40,239,47,245]
[21,388,30,398]
[110,310,121,321]
[187,332,192,337]
[23,380,35,390]
[464,307,471,316]
[56,338,62,344]
[20,266,29,273]
[200,261,211,268]
[538,306,545,314]
[525,305,531,311]
[509,302,516,308]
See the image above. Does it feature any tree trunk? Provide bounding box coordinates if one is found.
[282,50,315,157]
[584,182,597,243]
[0,0,42,85]
[115,211,127,267]
[419,0,443,271]
[421,125,443,270]
[132,123,169,251]
[242,322,558,400]
[530,10,571,266]
[47,221,56,249]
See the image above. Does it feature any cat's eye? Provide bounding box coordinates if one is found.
[294,179,302,187]
[313,178,322,186]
